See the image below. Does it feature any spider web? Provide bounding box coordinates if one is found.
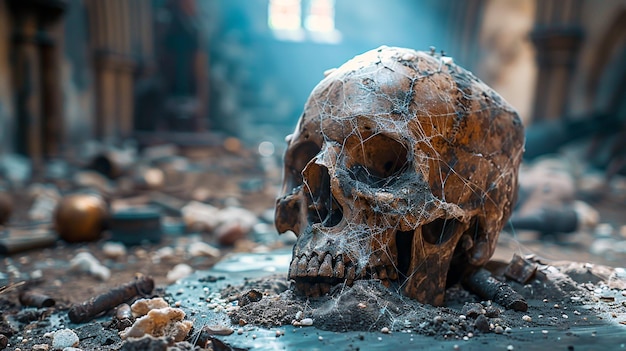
[278,46,524,333]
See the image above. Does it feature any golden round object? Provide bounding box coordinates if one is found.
[55,194,107,242]
[0,192,12,225]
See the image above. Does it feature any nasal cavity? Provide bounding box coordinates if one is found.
[395,230,414,279]
[422,218,459,245]
[304,163,344,227]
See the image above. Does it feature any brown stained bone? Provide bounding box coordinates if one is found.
[275,46,524,305]
[68,274,154,323]
[504,254,538,284]
[19,290,55,308]
[463,268,528,312]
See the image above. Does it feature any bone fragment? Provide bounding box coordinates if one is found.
[463,268,528,312]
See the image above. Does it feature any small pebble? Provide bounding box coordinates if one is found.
[554,304,560,309]
[237,328,243,335]
[203,325,234,336]
[562,314,569,319]
[166,263,193,283]
[522,315,532,322]
[102,242,127,259]
[300,318,314,326]
[494,326,504,334]
[381,327,390,334]
[52,329,79,350]
[507,345,514,351]
[542,330,549,335]
[318,336,324,341]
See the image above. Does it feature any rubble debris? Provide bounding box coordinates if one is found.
[215,221,246,246]
[50,328,80,350]
[0,230,58,255]
[463,268,528,312]
[237,289,263,307]
[116,303,133,319]
[119,306,192,341]
[102,242,128,259]
[130,297,170,317]
[198,324,235,336]
[132,166,165,190]
[118,335,170,351]
[68,275,154,323]
[108,206,162,245]
[187,241,220,258]
[511,158,600,236]
[89,148,136,179]
[19,290,55,308]
[503,254,537,284]
[181,201,220,232]
[70,252,111,281]
[166,263,193,283]
[54,194,107,243]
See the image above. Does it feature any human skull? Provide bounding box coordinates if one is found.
[275,46,524,306]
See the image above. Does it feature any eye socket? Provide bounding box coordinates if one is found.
[347,134,409,187]
[287,142,321,184]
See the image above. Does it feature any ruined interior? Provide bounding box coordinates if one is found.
[0,1,625,350]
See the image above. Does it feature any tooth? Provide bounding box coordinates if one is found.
[319,283,331,295]
[334,258,345,278]
[318,254,333,278]
[307,256,320,277]
[297,256,308,276]
[288,259,298,279]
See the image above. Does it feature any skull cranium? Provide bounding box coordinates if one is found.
[275,46,524,305]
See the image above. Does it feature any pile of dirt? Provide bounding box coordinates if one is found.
[224,259,626,339]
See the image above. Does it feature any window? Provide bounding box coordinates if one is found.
[268,0,341,43]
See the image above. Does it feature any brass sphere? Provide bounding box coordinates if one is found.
[55,194,107,242]
[0,192,12,225]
